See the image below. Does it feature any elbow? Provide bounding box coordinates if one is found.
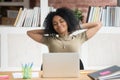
[27,31,32,37]
[96,22,102,30]
[27,31,29,35]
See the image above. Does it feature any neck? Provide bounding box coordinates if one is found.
[59,32,69,37]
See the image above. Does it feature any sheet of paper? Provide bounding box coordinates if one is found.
[12,72,39,78]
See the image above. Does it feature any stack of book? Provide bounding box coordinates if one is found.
[88,65,120,80]
[14,6,56,27]
[14,7,41,27]
[87,6,120,27]
[87,6,103,23]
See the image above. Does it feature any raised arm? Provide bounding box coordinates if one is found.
[81,22,102,39]
[27,29,45,43]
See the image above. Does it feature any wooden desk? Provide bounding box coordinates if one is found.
[0,70,94,80]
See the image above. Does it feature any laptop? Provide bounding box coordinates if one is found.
[42,53,80,78]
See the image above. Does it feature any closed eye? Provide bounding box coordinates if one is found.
[53,18,66,26]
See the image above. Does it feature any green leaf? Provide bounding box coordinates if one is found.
[73,8,83,21]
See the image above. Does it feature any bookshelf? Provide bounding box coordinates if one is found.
[0,0,30,25]
[0,0,49,27]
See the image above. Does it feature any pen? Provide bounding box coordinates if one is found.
[30,62,33,69]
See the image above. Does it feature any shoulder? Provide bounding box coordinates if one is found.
[70,30,88,41]
[42,35,58,42]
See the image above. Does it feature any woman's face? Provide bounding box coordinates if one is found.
[52,15,68,36]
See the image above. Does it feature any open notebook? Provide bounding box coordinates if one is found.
[42,53,80,78]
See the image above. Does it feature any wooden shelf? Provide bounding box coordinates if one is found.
[0,2,24,6]
[0,0,30,8]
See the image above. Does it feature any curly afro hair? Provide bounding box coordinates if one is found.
[43,7,79,34]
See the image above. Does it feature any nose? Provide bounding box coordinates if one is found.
[57,22,61,27]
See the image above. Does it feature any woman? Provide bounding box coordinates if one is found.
[27,7,102,69]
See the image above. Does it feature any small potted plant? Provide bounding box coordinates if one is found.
[73,8,84,23]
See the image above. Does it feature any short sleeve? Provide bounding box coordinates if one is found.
[76,31,88,44]
[41,36,49,46]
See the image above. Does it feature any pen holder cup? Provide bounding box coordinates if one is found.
[22,67,32,79]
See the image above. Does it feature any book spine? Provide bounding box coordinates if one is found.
[14,8,22,26]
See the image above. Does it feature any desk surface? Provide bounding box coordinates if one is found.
[0,70,94,80]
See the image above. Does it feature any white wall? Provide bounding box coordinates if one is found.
[81,33,120,70]
[0,27,49,71]
[7,34,48,67]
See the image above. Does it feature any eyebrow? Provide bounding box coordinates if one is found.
[53,18,64,22]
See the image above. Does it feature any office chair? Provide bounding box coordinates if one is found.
[80,59,84,70]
